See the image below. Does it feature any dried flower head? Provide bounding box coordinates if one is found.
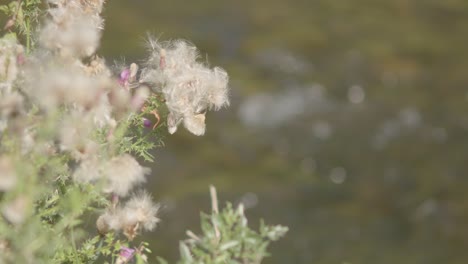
[95,192,159,240]
[96,208,123,235]
[74,154,149,197]
[140,38,229,135]
[73,158,102,183]
[120,191,160,240]
[40,1,103,58]
[28,64,106,112]
[101,154,149,197]
[60,113,96,158]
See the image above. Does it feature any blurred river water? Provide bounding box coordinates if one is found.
[101,1,468,263]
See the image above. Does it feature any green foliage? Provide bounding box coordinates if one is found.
[174,202,288,264]
[0,0,42,52]
[114,95,167,162]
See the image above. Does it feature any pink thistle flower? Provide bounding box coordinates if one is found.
[116,246,136,264]
[119,68,131,87]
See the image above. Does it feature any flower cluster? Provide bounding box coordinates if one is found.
[40,0,104,58]
[0,0,160,262]
[0,0,286,263]
[140,39,230,135]
[97,192,160,240]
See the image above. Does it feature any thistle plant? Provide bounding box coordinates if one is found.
[0,1,287,263]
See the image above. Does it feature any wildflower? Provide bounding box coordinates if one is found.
[118,63,139,89]
[30,64,104,111]
[183,112,206,136]
[74,154,148,197]
[83,56,111,76]
[71,139,99,161]
[116,246,136,264]
[40,2,103,58]
[119,68,130,87]
[96,208,123,235]
[101,154,149,197]
[73,158,102,183]
[120,191,160,240]
[60,113,95,158]
[140,39,229,135]
[95,192,159,240]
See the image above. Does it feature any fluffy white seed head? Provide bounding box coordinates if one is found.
[96,209,123,235]
[121,192,160,234]
[73,154,149,197]
[28,64,104,111]
[72,158,102,183]
[140,38,229,135]
[167,112,182,134]
[40,2,103,58]
[101,154,149,197]
[183,113,206,136]
[96,192,160,239]
[60,112,96,158]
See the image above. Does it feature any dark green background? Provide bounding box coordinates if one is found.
[100,1,468,263]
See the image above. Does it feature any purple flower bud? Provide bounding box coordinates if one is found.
[119,68,131,86]
[143,118,152,128]
[119,246,136,261]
